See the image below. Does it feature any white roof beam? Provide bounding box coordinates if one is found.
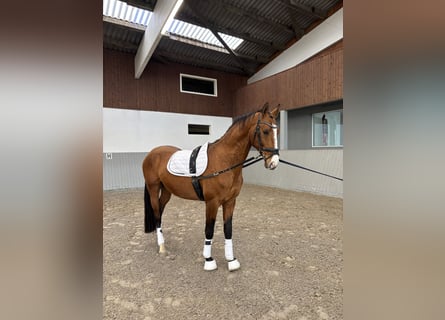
[248,8,343,84]
[134,0,182,78]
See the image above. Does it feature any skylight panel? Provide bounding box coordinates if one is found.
[103,0,243,51]
[166,19,244,50]
[103,0,152,26]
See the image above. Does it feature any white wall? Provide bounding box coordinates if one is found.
[103,109,343,197]
[103,108,232,152]
[248,8,343,84]
[243,149,343,197]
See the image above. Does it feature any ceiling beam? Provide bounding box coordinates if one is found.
[213,0,296,36]
[104,36,140,51]
[165,33,268,63]
[104,15,270,64]
[167,33,228,54]
[176,11,286,51]
[184,0,253,75]
[155,49,247,75]
[210,31,253,75]
[289,0,328,19]
[134,0,182,78]
[282,0,305,39]
[273,0,327,20]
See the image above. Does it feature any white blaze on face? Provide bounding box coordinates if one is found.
[273,126,278,149]
[269,126,279,169]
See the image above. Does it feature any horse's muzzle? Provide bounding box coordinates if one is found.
[266,155,279,170]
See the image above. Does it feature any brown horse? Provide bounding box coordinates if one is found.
[142,102,280,271]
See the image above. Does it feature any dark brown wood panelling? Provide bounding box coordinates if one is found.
[103,49,248,117]
[234,40,343,116]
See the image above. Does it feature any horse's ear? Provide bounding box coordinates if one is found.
[270,104,281,118]
[260,102,269,115]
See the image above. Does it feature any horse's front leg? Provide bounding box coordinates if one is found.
[203,200,219,271]
[223,199,241,271]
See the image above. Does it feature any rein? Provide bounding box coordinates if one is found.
[194,155,343,181]
[196,154,264,181]
[191,153,265,201]
[195,116,278,181]
[192,117,342,182]
[279,159,343,181]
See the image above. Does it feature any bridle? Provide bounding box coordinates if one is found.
[253,117,280,157]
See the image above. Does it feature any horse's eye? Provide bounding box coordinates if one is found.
[263,130,269,135]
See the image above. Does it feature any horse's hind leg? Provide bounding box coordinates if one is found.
[223,199,240,271]
[159,184,172,216]
[157,185,171,253]
[147,183,168,253]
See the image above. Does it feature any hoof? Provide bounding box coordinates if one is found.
[159,244,166,254]
[204,258,217,271]
[228,258,240,272]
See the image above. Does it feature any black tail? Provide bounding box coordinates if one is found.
[144,185,156,233]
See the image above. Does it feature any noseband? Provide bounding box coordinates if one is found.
[254,118,280,157]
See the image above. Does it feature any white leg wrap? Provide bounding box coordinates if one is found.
[225,239,234,261]
[156,227,164,246]
[203,239,212,258]
[225,239,240,271]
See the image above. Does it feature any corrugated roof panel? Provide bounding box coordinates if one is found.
[103,0,251,46]
[156,37,250,74]
[236,35,278,55]
[104,0,342,75]
[103,20,144,53]
[299,0,339,11]
[104,0,152,26]
[194,0,291,48]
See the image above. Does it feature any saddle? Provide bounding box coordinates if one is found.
[167,143,209,201]
[167,142,209,177]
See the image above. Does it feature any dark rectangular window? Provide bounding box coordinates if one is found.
[180,73,217,96]
[188,124,210,135]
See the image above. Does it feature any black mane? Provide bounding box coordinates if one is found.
[210,110,258,145]
[229,110,257,130]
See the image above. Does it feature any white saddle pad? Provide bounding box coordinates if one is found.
[167,143,209,177]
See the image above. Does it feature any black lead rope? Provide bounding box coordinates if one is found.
[278,159,343,181]
[191,154,342,202]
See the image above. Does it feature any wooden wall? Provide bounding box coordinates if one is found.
[104,39,343,118]
[103,49,247,117]
[234,40,343,116]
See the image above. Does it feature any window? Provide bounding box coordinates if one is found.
[188,124,210,135]
[312,110,343,147]
[180,74,217,97]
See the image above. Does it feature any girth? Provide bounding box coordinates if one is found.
[191,176,205,201]
[190,145,205,201]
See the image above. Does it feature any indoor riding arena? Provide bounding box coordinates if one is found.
[103,1,343,319]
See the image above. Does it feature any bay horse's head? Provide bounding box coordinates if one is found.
[251,102,280,170]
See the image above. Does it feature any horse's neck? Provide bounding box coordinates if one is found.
[215,118,253,164]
